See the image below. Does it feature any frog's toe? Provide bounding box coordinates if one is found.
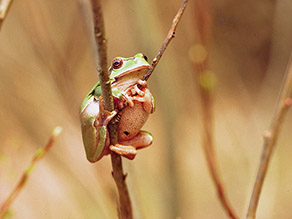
[109,144,137,160]
[137,79,147,87]
[122,94,134,107]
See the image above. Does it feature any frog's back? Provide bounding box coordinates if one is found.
[80,81,101,113]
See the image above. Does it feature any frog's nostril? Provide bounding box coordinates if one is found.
[124,131,130,136]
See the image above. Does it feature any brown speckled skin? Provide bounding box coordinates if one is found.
[109,86,154,159]
[118,101,149,141]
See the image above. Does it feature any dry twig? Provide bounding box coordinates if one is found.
[246,55,292,219]
[142,0,188,81]
[90,1,132,218]
[0,126,62,219]
[0,0,14,31]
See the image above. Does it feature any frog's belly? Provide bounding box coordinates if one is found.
[118,101,149,141]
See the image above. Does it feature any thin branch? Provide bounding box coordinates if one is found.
[0,0,14,31]
[91,0,113,110]
[142,0,188,82]
[90,1,133,218]
[191,0,238,218]
[246,55,292,219]
[0,126,62,218]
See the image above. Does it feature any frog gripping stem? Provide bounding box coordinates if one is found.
[90,0,133,218]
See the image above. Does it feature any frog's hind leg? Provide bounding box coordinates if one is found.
[120,131,153,150]
[109,131,153,160]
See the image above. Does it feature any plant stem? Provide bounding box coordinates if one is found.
[0,127,62,218]
[193,61,238,219]
[0,0,14,31]
[246,55,292,219]
[191,0,238,217]
[90,1,133,218]
[200,74,238,219]
[91,0,113,110]
[142,0,188,82]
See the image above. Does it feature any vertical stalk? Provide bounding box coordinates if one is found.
[191,1,238,218]
[90,1,133,218]
[246,55,292,219]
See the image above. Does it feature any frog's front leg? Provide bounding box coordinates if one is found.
[132,88,155,114]
[128,79,147,97]
[109,131,153,160]
[121,79,148,106]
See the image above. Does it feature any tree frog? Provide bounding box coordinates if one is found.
[80,53,155,162]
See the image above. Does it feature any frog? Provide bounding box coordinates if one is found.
[80,53,155,162]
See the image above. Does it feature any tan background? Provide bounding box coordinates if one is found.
[0,0,292,218]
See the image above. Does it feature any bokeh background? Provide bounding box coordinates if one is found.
[1,0,292,218]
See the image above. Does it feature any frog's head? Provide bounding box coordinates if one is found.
[109,53,150,81]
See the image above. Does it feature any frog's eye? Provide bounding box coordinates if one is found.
[142,54,148,61]
[112,58,123,69]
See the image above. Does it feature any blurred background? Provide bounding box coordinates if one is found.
[0,0,292,218]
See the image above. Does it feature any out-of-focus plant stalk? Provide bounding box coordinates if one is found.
[0,126,62,219]
[246,55,292,219]
[192,49,239,219]
[190,1,238,218]
[90,1,133,218]
[0,0,13,31]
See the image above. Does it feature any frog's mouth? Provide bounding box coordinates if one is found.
[112,65,149,91]
[113,65,149,80]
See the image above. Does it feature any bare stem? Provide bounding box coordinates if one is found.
[246,55,292,219]
[91,0,113,110]
[0,0,14,31]
[142,0,188,82]
[0,127,62,218]
[90,1,132,218]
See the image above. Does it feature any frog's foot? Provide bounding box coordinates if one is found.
[109,144,137,160]
[130,80,147,97]
[130,88,154,114]
[109,131,153,160]
[98,96,117,124]
[121,93,134,108]
[103,110,117,124]
[137,79,147,87]
[131,84,145,96]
